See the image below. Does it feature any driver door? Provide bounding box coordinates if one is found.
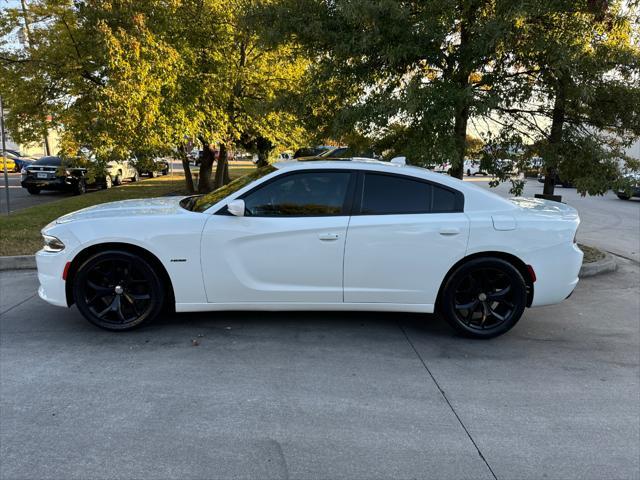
[200,169,355,304]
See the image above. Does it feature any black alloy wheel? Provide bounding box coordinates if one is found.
[73,251,164,331]
[27,186,40,195]
[440,258,527,339]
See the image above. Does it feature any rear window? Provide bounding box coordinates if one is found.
[33,156,61,166]
[359,173,462,214]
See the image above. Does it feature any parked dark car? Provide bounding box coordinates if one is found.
[537,172,574,188]
[617,173,640,200]
[21,156,89,195]
[293,145,335,158]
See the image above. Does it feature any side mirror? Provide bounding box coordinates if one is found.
[227,199,245,217]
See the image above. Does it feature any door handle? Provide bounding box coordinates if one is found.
[439,227,461,236]
[318,233,340,241]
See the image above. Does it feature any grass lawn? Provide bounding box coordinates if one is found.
[0,166,255,256]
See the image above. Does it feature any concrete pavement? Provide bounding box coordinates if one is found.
[1,259,638,479]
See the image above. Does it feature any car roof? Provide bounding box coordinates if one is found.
[273,158,517,212]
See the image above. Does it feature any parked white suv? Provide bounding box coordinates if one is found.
[105,159,139,186]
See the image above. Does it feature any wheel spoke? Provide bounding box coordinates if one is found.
[489,306,506,322]
[488,285,511,300]
[96,297,116,318]
[112,296,127,322]
[87,280,112,295]
[455,299,479,311]
[479,302,490,328]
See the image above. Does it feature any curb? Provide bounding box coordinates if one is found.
[0,255,36,271]
[0,248,620,277]
[579,251,617,278]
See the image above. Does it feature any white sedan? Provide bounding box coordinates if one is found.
[36,159,583,338]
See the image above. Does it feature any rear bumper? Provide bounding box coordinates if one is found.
[529,242,583,307]
[36,250,69,307]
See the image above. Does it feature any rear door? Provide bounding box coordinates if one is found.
[344,172,469,306]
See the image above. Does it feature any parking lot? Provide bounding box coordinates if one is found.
[1,258,638,479]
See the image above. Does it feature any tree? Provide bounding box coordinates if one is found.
[1,0,312,193]
[492,0,640,198]
[257,0,532,178]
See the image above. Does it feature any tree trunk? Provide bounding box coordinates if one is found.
[177,144,194,193]
[448,3,472,180]
[256,136,273,168]
[213,142,229,189]
[543,77,567,197]
[451,103,469,179]
[197,136,215,193]
[43,131,51,156]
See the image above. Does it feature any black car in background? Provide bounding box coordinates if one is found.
[617,173,640,200]
[20,156,89,195]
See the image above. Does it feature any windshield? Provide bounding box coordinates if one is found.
[184,165,277,212]
[34,156,61,166]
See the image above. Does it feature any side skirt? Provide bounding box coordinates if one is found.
[175,302,435,314]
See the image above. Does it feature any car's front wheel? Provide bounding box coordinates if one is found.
[27,186,40,195]
[439,258,527,339]
[617,193,631,200]
[73,251,165,331]
[73,179,86,195]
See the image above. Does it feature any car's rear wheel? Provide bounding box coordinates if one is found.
[113,172,123,185]
[73,251,165,331]
[150,170,158,178]
[131,171,139,182]
[439,258,527,339]
[27,186,40,195]
[617,193,631,200]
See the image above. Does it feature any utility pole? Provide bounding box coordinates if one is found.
[1,96,10,215]
[19,0,50,156]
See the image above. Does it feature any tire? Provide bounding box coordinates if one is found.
[131,171,139,182]
[113,173,122,186]
[439,257,527,339]
[27,186,40,195]
[467,169,471,176]
[103,175,113,189]
[73,179,86,195]
[150,170,158,178]
[162,168,169,176]
[73,250,165,331]
[617,193,631,200]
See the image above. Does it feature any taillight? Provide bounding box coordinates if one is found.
[526,265,537,283]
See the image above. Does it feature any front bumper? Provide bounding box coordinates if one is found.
[22,177,77,191]
[36,250,69,307]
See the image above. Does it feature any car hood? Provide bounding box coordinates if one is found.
[56,196,189,224]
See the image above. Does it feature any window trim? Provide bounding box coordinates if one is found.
[216,168,357,217]
[352,171,464,215]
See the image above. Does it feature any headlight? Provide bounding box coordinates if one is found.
[43,234,65,252]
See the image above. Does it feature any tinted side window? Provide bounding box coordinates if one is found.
[432,185,458,213]
[243,171,351,217]
[360,173,432,214]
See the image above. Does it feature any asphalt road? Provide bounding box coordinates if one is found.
[1,259,638,479]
